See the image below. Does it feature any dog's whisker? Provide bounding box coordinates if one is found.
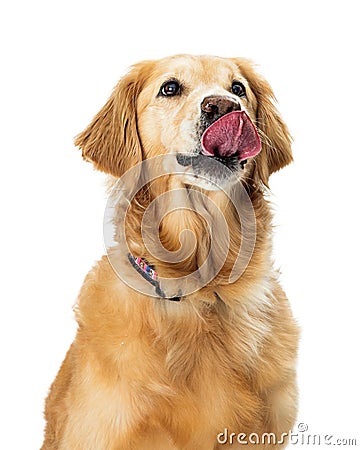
[257,128,274,148]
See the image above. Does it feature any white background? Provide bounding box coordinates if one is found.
[1,1,359,448]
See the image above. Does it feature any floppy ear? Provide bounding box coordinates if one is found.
[74,66,144,177]
[235,60,293,186]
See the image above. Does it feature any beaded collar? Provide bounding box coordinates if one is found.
[127,254,181,301]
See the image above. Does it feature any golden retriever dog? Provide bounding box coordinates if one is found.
[42,55,299,450]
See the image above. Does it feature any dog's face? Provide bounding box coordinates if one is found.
[76,55,292,189]
[136,55,261,188]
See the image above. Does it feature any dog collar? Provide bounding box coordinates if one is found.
[127,254,181,301]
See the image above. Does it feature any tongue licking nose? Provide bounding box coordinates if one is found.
[201,111,261,161]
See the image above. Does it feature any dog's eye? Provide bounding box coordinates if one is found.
[231,81,246,98]
[159,80,181,97]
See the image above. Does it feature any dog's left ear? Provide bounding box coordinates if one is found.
[234,59,293,187]
[74,64,147,178]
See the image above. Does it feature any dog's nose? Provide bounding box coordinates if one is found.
[201,96,241,121]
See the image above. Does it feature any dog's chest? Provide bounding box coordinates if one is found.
[150,323,262,432]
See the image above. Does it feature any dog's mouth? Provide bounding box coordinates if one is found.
[177,111,261,177]
[201,110,261,161]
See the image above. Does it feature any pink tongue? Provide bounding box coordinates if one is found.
[201,111,261,161]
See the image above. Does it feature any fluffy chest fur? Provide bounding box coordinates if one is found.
[65,255,297,449]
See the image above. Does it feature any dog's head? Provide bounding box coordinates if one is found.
[75,55,292,189]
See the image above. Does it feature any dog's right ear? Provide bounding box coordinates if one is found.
[75,66,145,177]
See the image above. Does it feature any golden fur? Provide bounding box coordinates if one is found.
[42,55,299,450]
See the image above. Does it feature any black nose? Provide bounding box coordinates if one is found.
[201,95,241,122]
